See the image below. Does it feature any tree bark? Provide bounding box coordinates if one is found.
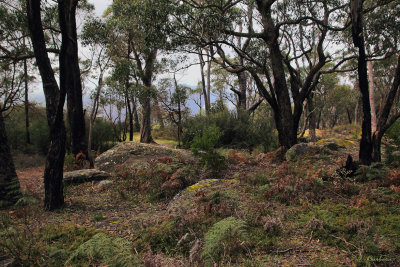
[58,0,88,162]
[372,55,400,161]
[0,110,22,207]
[126,95,134,141]
[24,58,31,145]
[236,71,247,110]
[132,96,140,131]
[26,0,66,210]
[140,96,153,143]
[138,50,157,143]
[308,94,317,142]
[198,49,210,115]
[350,0,372,165]
[88,72,104,152]
[368,59,377,132]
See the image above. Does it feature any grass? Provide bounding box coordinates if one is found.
[2,130,400,266]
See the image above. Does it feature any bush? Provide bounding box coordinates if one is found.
[90,118,118,152]
[182,108,277,153]
[385,120,400,164]
[191,124,225,170]
[202,217,248,265]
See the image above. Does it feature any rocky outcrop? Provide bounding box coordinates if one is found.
[95,142,193,175]
[63,169,111,185]
[285,138,356,161]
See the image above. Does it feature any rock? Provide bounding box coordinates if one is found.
[63,169,111,185]
[285,143,310,161]
[95,180,113,191]
[286,138,354,161]
[0,258,17,267]
[95,142,193,175]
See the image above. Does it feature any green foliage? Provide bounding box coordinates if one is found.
[90,118,117,152]
[191,124,226,170]
[66,233,142,267]
[203,217,249,265]
[4,105,49,154]
[64,153,76,172]
[191,124,222,154]
[134,220,181,255]
[183,109,277,153]
[384,120,400,164]
[355,163,388,182]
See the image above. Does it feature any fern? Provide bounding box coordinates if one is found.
[203,217,248,265]
[66,232,142,267]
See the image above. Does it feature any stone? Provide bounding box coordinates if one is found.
[63,169,111,185]
[285,143,309,161]
[95,142,193,175]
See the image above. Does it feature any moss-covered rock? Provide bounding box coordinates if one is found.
[95,142,193,175]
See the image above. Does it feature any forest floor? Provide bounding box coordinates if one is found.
[2,125,400,266]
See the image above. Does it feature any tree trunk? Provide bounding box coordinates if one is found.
[237,71,247,110]
[0,110,22,207]
[27,0,66,210]
[308,94,316,142]
[351,0,372,165]
[198,49,210,115]
[368,59,377,132]
[126,95,134,141]
[88,72,104,153]
[132,97,140,131]
[372,132,382,162]
[59,0,88,162]
[372,55,400,161]
[24,58,31,145]
[140,96,153,143]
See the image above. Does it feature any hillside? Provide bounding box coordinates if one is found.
[1,134,400,266]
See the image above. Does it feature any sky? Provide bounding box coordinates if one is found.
[29,0,203,111]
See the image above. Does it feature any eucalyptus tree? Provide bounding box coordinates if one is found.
[173,0,349,149]
[81,17,114,151]
[158,76,189,147]
[0,61,23,207]
[26,0,93,210]
[109,0,173,143]
[349,0,400,164]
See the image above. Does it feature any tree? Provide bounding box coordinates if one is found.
[27,0,66,210]
[159,76,189,147]
[109,0,173,143]
[0,61,23,207]
[59,0,91,166]
[349,0,400,163]
[81,17,113,152]
[173,0,348,149]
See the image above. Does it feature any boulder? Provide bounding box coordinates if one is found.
[285,143,310,161]
[285,138,355,161]
[63,169,111,185]
[95,142,193,175]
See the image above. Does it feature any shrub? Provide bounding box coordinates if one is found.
[191,125,226,170]
[202,217,248,265]
[90,118,118,152]
[384,120,400,164]
[182,108,277,153]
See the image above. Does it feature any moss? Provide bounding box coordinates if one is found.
[315,138,355,148]
[134,220,182,255]
[42,223,98,252]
